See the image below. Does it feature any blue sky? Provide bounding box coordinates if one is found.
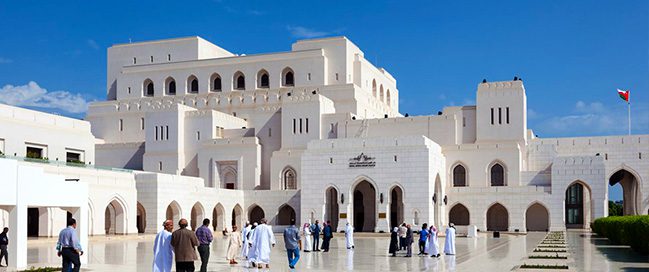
[0,1,646,199]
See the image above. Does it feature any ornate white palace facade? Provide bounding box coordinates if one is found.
[0,35,647,268]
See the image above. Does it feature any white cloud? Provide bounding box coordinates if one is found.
[86,39,100,50]
[287,26,331,39]
[0,81,90,114]
[533,100,648,136]
[0,57,12,64]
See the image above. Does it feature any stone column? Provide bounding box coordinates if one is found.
[73,206,89,265]
[9,205,26,269]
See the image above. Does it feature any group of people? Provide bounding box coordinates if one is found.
[389,222,456,258]
[301,220,348,252]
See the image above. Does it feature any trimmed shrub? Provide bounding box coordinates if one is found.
[592,216,649,254]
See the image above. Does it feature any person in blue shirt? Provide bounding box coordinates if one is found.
[418,223,429,255]
[310,220,321,252]
[57,218,83,272]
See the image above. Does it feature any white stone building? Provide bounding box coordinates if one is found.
[0,35,647,268]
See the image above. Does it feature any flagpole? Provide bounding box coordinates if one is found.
[628,101,631,135]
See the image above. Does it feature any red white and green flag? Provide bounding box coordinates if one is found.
[617,89,630,102]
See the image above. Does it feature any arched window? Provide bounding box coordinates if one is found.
[283,168,297,190]
[490,163,505,186]
[453,164,467,187]
[282,67,295,87]
[257,70,269,88]
[211,73,222,92]
[187,75,199,93]
[234,72,245,90]
[380,85,384,102]
[144,79,154,97]
[386,89,391,106]
[372,79,377,97]
[165,77,176,95]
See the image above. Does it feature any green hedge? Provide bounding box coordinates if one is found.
[591,215,649,254]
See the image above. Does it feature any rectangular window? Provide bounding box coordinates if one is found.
[133,57,136,64]
[335,73,339,81]
[498,107,502,124]
[128,87,131,94]
[155,126,159,141]
[506,107,510,124]
[140,118,145,130]
[167,54,171,61]
[299,118,303,134]
[26,146,43,159]
[394,155,398,162]
[66,152,81,163]
[119,119,123,131]
[158,161,162,171]
[462,117,466,127]
[268,128,272,137]
[306,118,309,133]
[166,125,169,140]
[293,119,296,134]
[307,73,311,81]
[490,108,494,125]
[196,131,200,141]
[150,56,153,62]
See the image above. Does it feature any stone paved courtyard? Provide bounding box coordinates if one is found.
[8,231,647,271]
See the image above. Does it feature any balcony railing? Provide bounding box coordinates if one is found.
[0,154,133,173]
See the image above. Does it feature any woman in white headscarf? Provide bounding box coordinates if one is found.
[303,223,312,252]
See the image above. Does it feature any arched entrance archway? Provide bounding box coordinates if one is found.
[449,204,470,226]
[136,202,146,233]
[434,174,443,227]
[609,169,641,215]
[213,203,225,231]
[486,203,508,231]
[525,203,549,232]
[325,187,339,230]
[166,201,181,225]
[277,204,296,225]
[232,204,243,229]
[190,202,205,230]
[565,181,592,228]
[389,186,404,229]
[105,199,126,235]
[353,180,376,232]
[249,205,265,224]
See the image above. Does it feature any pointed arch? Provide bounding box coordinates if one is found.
[386,89,391,106]
[565,180,593,228]
[143,78,154,97]
[257,69,270,88]
[136,202,146,233]
[165,77,176,95]
[388,184,404,229]
[371,79,377,97]
[282,166,297,190]
[607,165,642,215]
[248,204,265,224]
[231,204,243,229]
[212,203,225,231]
[379,84,384,102]
[210,73,222,92]
[277,204,296,225]
[525,201,549,232]
[282,67,295,87]
[451,162,468,187]
[324,186,340,229]
[166,200,182,225]
[190,202,205,230]
[104,196,128,235]
[233,71,245,90]
[352,178,377,232]
[486,202,509,231]
[449,203,470,226]
[488,160,507,186]
[187,75,199,94]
